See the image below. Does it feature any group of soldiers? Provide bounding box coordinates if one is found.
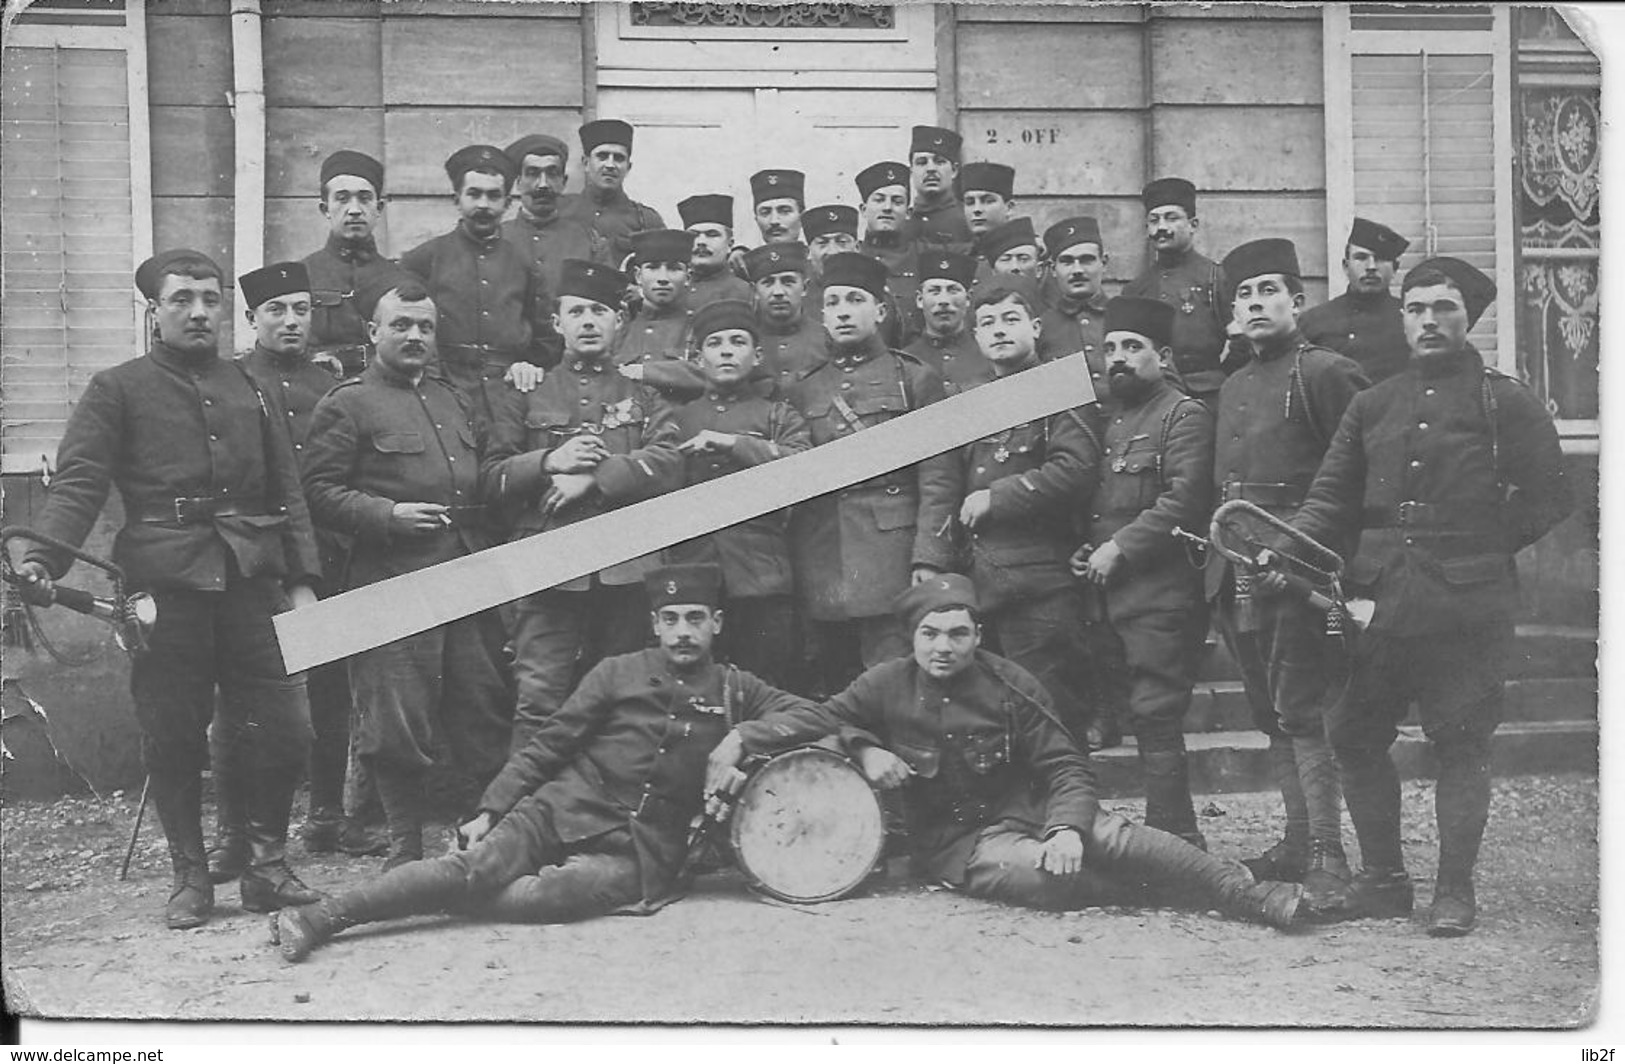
[12,117,1573,961]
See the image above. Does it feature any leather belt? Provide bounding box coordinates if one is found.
[1363,501,1502,529]
[129,496,272,525]
[442,343,521,362]
[441,504,488,528]
[1222,481,1305,509]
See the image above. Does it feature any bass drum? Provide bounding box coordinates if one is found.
[728,746,885,904]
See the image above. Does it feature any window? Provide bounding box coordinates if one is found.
[1,0,150,475]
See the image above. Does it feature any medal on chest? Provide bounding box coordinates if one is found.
[1180,286,1196,315]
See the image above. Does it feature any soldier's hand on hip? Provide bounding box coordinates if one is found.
[457,811,495,850]
[11,560,55,605]
[544,436,608,474]
[958,489,992,530]
[505,360,545,393]
[856,746,914,790]
[1037,828,1085,877]
[389,502,451,537]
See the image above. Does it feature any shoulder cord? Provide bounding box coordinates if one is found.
[724,663,739,729]
[1481,371,1504,494]
[232,361,280,514]
[1285,347,1330,447]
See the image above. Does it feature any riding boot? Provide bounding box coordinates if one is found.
[1138,741,1204,849]
[274,854,469,963]
[1428,732,1493,937]
[1243,735,1310,881]
[205,722,251,883]
[149,771,214,929]
[300,662,351,853]
[373,763,426,871]
[240,768,325,913]
[1295,734,1350,912]
[1088,815,1302,931]
[1324,743,1412,919]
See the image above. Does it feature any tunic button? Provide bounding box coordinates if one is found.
[448,455,456,462]
[294,443,303,451]
[975,466,985,474]
[840,381,853,390]
[209,434,219,442]
[1425,388,1436,396]
[280,381,289,388]
[1418,422,1429,430]
[716,405,726,412]
[1410,460,1422,468]
[203,399,213,406]
[580,398,590,405]
[481,278,489,285]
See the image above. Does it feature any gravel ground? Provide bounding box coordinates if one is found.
[0,772,1598,1029]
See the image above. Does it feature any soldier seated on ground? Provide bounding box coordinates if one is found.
[706,574,1306,931]
[273,564,813,963]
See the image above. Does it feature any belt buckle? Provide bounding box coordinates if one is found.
[1398,500,1417,526]
[174,497,203,524]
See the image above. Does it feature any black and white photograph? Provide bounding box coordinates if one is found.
[0,0,1606,1038]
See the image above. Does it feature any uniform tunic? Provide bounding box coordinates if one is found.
[301,363,512,778]
[862,233,925,345]
[1036,292,1111,408]
[1293,347,1572,744]
[25,341,320,776]
[685,266,753,311]
[612,302,694,368]
[473,649,810,911]
[1298,290,1409,385]
[301,235,414,374]
[736,650,1097,884]
[757,315,830,396]
[1121,249,1230,398]
[787,337,947,620]
[399,224,553,393]
[1085,379,1214,745]
[501,208,606,302]
[901,328,992,396]
[557,188,665,267]
[240,344,342,469]
[904,197,974,253]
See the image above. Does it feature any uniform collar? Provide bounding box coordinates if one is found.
[1116,375,1173,412]
[325,232,379,264]
[864,231,904,250]
[1415,345,1481,379]
[1251,330,1307,364]
[1055,290,1109,319]
[150,339,219,371]
[761,314,808,336]
[1154,246,1200,271]
[518,203,561,228]
[455,221,505,250]
[251,341,311,373]
[567,354,610,373]
[365,359,426,389]
[637,300,688,321]
[589,185,630,208]
[922,327,967,347]
[830,334,887,368]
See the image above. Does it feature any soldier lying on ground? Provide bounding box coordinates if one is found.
[272,564,813,963]
[705,573,1306,931]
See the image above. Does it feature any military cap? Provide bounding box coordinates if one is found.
[1402,256,1497,327]
[444,144,516,188]
[505,133,569,168]
[1221,238,1301,303]
[579,118,634,154]
[980,216,1040,265]
[646,563,723,611]
[238,261,311,310]
[1347,217,1410,263]
[354,274,433,324]
[802,204,859,241]
[1142,176,1198,216]
[960,162,1015,200]
[691,299,760,343]
[742,242,809,282]
[1104,296,1176,350]
[896,572,980,632]
[319,150,383,196]
[855,161,910,202]
[750,169,805,206]
[556,258,626,310]
[918,251,978,289]
[820,252,888,300]
[678,194,733,230]
[135,248,221,300]
[1043,216,1104,260]
[628,228,695,267]
[910,125,963,162]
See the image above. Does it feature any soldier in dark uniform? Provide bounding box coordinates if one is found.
[706,574,1303,929]
[1299,217,1411,384]
[903,125,973,253]
[1289,258,1572,935]
[856,160,924,345]
[15,249,323,928]
[1070,297,1215,847]
[273,564,819,962]
[901,251,990,395]
[399,145,550,421]
[1122,177,1231,403]
[611,228,696,370]
[749,168,805,247]
[668,301,811,687]
[301,150,413,376]
[786,253,947,693]
[501,132,605,306]
[301,278,514,871]
[486,260,685,753]
[1036,216,1113,404]
[913,281,1103,743]
[234,263,386,864]
[743,242,828,396]
[1206,239,1369,911]
[980,216,1043,285]
[803,203,862,285]
[556,119,665,268]
[960,161,1017,250]
[679,194,752,310]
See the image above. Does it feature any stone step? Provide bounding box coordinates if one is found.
[1192,624,1597,684]
[1182,675,1597,733]
[1091,720,1598,798]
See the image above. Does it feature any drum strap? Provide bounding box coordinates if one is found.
[724,664,739,728]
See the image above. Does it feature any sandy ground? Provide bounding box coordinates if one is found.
[0,772,1598,1029]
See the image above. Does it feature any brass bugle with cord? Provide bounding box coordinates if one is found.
[1,526,157,655]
